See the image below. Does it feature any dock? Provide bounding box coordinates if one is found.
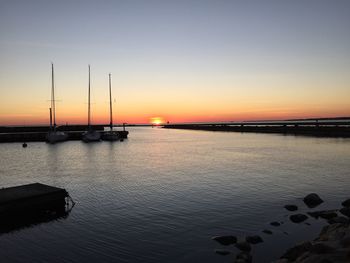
[0,183,69,215]
[0,125,129,143]
[0,183,72,234]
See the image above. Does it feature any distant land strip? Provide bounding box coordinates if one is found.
[163,121,350,138]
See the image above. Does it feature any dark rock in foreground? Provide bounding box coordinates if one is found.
[340,207,350,217]
[328,216,349,224]
[274,223,350,262]
[212,235,237,246]
[290,214,308,223]
[214,249,230,255]
[273,223,350,262]
[303,193,324,208]
[235,241,251,252]
[341,198,350,207]
[279,241,312,261]
[234,251,252,263]
[308,209,338,220]
[284,205,298,211]
[270,221,281,226]
[246,235,263,244]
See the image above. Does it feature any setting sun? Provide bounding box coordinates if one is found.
[150,117,165,125]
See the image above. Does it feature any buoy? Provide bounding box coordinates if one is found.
[22,143,27,148]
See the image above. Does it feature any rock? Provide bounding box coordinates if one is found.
[262,229,273,235]
[280,241,312,261]
[235,241,251,252]
[235,251,252,263]
[214,249,230,255]
[339,207,350,218]
[246,235,263,244]
[270,221,281,226]
[340,234,350,247]
[308,210,338,220]
[290,214,308,223]
[284,204,298,211]
[341,198,350,207]
[212,235,237,245]
[310,242,335,254]
[303,193,324,208]
[328,216,349,224]
[318,223,348,241]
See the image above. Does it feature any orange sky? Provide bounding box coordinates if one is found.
[1,1,350,126]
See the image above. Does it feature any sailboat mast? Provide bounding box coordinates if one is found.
[51,63,56,131]
[88,65,91,129]
[109,73,113,131]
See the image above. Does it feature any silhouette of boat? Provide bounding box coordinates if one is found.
[82,65,101,142]
[102,73,119,141]
[46,63,68,144]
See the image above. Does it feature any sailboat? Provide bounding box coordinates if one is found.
[102,73,119,141]
[82,65,101,142]
[46,63,68,144]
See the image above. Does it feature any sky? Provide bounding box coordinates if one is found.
[0,0,349,125]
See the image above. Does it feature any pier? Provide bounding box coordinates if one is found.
[0,183,72,234]
[0,125,129,143]
[163,120,350,137]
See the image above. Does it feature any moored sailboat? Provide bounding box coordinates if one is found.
[82,65,101,142]
[102,73,119,141]
[46,63,68,144]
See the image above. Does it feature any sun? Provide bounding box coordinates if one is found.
[150,117,165,125]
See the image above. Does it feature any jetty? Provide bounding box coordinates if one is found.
[0,125,129,143]
[163,120,350,138]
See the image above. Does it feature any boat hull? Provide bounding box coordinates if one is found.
[82,130,101,142]
[46,131,68,144]
[102,132,120,141]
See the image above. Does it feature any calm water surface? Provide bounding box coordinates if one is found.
[0,128,350,262]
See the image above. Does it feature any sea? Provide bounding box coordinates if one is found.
[0,127,349,262]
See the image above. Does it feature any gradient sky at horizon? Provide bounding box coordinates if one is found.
[1,0,349,125]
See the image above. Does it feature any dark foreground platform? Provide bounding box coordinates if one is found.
[0,183,68,214]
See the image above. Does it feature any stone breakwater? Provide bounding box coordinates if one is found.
[211,193,350,262]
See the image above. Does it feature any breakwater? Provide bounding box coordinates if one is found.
[163,121,350,137]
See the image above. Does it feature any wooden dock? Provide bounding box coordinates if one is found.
[0,183,68,215]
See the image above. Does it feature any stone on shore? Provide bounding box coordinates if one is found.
[284,205,298,211]
[235,241,251,252]
[234,251,252,263]
[246,235,263,244]
[339,207,350,217]
[212,235,237,246]
[275,223,350,262]
[303,193,324,208]
[280,241,312,261]
[290,214,308,223]
[308,210,338,220]
[341,198,350,207]
[328,216,349,225]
